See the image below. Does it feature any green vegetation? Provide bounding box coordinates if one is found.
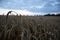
[0,12,60,40]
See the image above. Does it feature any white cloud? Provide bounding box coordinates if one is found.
[7,2,11,4]
[30,2,47,9]
[51,2,60,6]
[1,8,59,16]
[0,8,36,15]
[31,6,43,9]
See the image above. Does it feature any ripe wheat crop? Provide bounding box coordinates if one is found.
[0,12,60,40]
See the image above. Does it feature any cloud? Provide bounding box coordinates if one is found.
[0,8,59,15]
[50,1,60,6]
[0,0,60,13]
[0,8,35,15]
[31,4,45,9]
[57,0,60,2]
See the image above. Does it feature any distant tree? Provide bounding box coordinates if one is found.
[51,14,55,16]
[44,14,51,16]
[56,14,60,16]
[44,13,60,16]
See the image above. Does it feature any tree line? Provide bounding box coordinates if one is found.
[44,13,60,16]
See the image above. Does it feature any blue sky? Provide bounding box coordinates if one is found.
[0,0,60,15]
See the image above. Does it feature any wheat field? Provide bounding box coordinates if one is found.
[0,15,60,40]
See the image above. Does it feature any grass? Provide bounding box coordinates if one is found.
[0,13,60,40]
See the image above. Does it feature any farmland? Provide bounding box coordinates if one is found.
[0,15,60,40]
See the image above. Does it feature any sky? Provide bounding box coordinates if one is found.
[0,0,60,15]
